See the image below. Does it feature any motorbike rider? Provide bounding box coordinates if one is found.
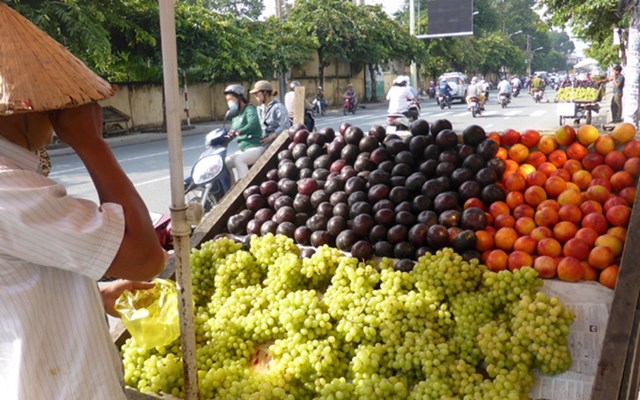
[427,80,437,98]
[479,78,490,101]
[314,86,327,114]
[437,78,454,104]
[466,77,486,109]
[386,76,418,118]
[284,80,314,131]
[223,84,265,182]
[250,80,291,146]
[510,75,522,92]
[343,83,357,111]
[497,76,512,102]
[530,74,545,98]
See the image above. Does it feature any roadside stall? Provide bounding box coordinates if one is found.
[110,3,640,400]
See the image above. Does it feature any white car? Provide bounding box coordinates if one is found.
[437,72,469,103]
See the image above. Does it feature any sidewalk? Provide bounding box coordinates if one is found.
[47,120,224,157]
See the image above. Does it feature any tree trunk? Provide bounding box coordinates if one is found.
[623,5,639,125]
[368,64,379,102]
[317,49,326,103]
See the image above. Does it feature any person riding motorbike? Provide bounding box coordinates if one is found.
[497,77,512,102]
[250,80,291,146]
[466,77,485,109]
[386,76,418,119]
[223,84,265,182]
[343,83,357,112]
[437,78,453,104]
[314,86,327,115]
[427,80,437,99]
[530,74,545,100]
[284,80,314,131]
[510,75,522,93]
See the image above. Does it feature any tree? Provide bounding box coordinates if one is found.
[549,31,575,56]
[537,0,638,125]
[350,5,427,101]
[288,0,363,87]
[201,0,264,20]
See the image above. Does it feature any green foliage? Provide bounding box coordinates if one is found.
[536,0,625,66]
[201,0,264,20]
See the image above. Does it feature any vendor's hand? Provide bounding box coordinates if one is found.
[228,130,239,138]
[49,102,103,153]
[100,279,156,317]
[261,133,277,145]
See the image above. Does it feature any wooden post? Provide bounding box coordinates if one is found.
[293,86,306,126]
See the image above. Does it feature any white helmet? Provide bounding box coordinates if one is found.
[471,77,478,84]
[290,80,301,89]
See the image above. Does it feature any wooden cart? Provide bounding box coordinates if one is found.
[112,129,640,400]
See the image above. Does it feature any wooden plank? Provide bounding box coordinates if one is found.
[293,86,306,126]
[591,178,640,400]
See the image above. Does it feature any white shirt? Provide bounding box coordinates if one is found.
[283,91,312,118]
[511,78,521,88]
[497,80,512,94]
[0,138,126,399]
[386,86,415,114]
[467,83,483,98]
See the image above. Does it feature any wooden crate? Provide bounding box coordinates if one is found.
[113,129,640,400]
[591,182,640,400]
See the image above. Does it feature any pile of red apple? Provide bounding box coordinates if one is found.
[475,122,638,289]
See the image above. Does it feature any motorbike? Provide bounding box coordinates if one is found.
[512,85,520,97]
[532,89,544,103]
[183,109,238,215]
[312,95,326,116]
[437,92,451,109]
[469,96,482,118]
[498,92,511,108]
[407,99,421,121]
[343,97,357,115]
[385,113,412,134]
[427,84,437,99]
[151,211,173,251]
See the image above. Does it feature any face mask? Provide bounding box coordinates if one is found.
[227,101,239,111]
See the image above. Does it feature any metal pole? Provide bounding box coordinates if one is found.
[275,0,287,98]
[409,0,418,89]
[158,0,199,398]
[526,34,532,76]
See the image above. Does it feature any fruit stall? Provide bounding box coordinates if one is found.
[112,120,640,400]
[555,82,604,126]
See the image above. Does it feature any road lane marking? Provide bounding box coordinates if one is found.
[505,110,522,116]
[531,110,547,117]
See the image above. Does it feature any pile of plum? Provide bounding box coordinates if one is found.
[227,120,507,267]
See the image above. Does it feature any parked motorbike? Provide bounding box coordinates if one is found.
[498,92,511,108]
[183,109,238,214]
[469,96,482,118]
[343,97,357,115]
[312,95,326,116]
[437,92,451,109]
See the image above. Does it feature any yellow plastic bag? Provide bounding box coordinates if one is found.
[114,278,180,350]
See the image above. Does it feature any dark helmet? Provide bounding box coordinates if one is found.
[224,84,247,102]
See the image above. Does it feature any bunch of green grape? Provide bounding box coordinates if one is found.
[121,235,576,399]
[556,86,599,101]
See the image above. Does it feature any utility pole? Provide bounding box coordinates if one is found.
[275,0,288,99]
[409,0,418,89]
[526,34,531,76]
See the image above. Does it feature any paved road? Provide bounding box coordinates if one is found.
[49,88,596,215]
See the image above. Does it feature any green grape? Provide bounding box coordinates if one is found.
[122,238,576,399]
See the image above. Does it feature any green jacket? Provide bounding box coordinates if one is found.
[229,104,263,151]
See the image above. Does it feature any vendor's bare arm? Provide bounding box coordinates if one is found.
[51,103,164,280]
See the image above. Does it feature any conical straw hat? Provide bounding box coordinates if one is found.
[0,3,114,115]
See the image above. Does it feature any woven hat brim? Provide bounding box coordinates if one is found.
[0,4,115,115]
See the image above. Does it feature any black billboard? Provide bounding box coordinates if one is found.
[425,0,474,38]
